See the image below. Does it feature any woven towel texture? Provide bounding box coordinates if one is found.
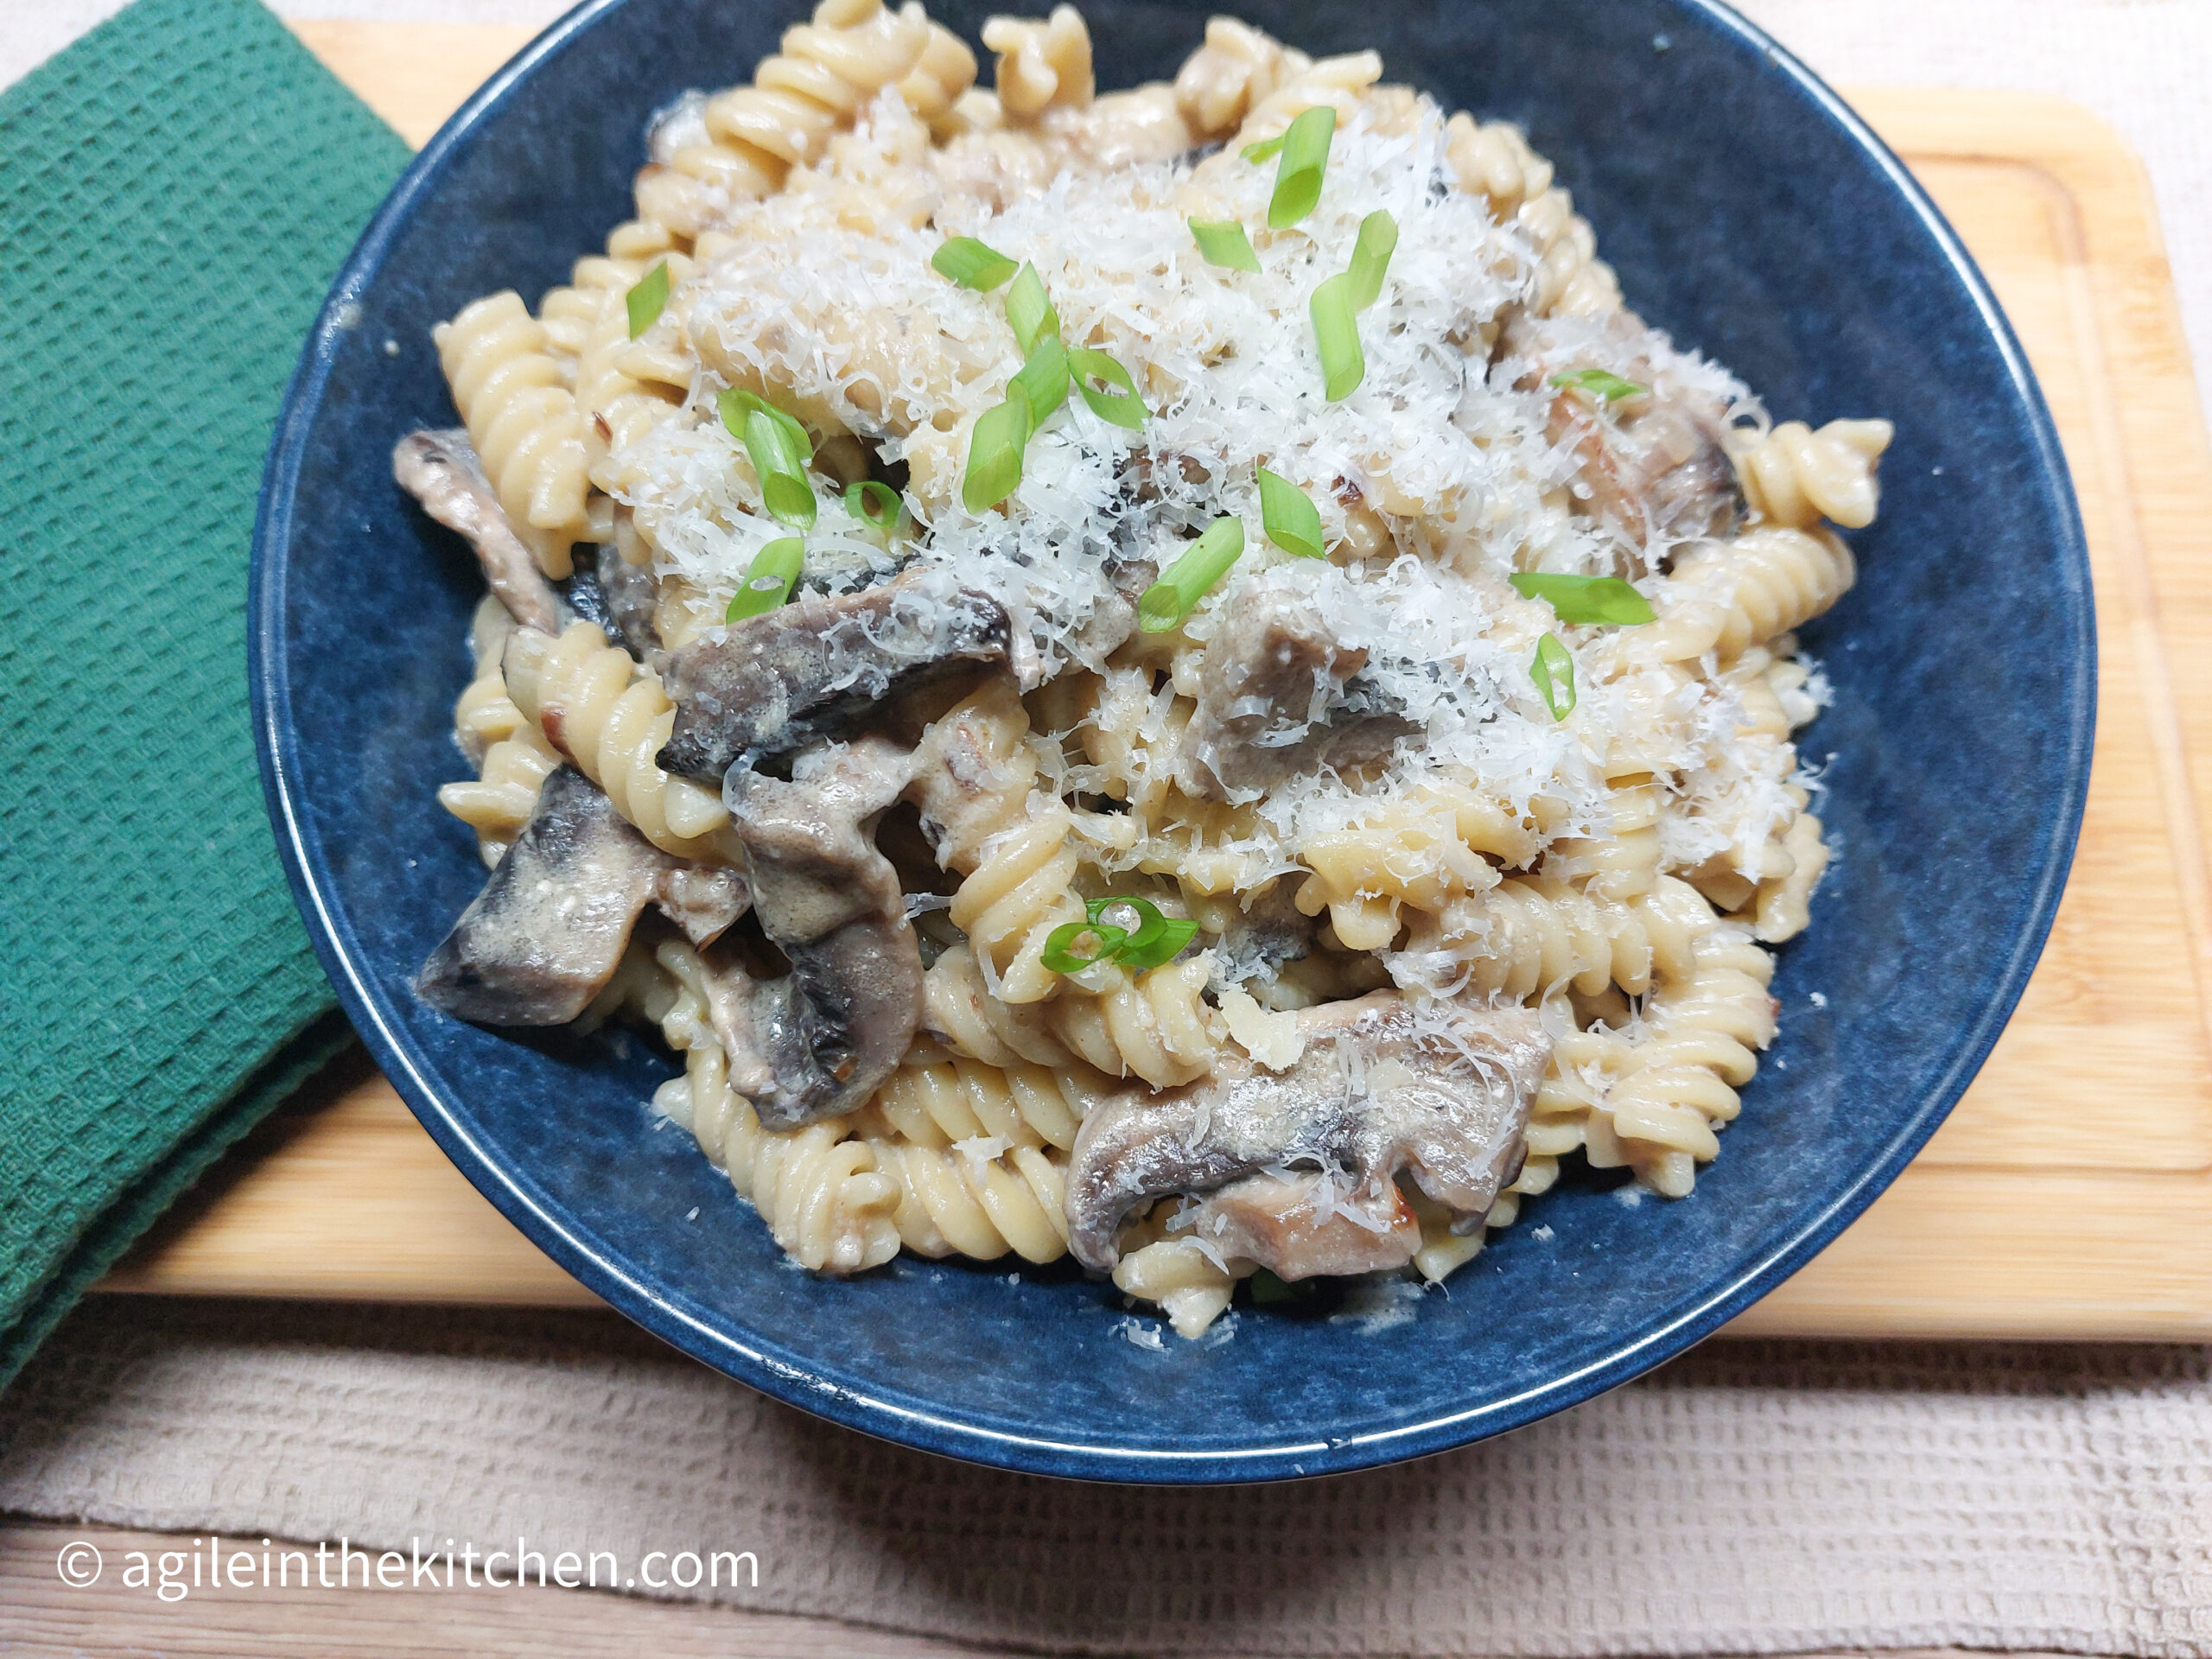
[0,0,407,1385]
[4,1297,2210,1655]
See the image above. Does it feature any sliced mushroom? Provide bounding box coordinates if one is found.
[1545,391,1738,553]
[1065,993,1549,1274]
[1176,1167,1423,1280]
[1491,312,1741,563]
[652,864,751,948]
[419,766,750,1023]
[566,541,663,662]
[715,737,924,1128]
[393,429,569,634]
[418,766,664,1024]
[1174,588,1418,802]
[1065,551,1158,662]
[1205,880,1318,987]
[656,572,1018,782]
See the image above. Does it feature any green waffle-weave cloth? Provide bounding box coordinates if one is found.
[0,0,410,1387]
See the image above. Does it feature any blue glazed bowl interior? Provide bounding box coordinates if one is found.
[254,0,2091,1480]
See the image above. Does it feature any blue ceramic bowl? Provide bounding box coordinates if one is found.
[252,0,2092,1480]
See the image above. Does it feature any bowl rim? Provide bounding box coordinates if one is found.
[250,0,2094,1483]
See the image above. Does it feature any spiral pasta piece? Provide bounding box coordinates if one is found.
[502,621,735,861]
[1113,1236,1247,1338]
[1172,16,1310,140]
[435,599,559,864]
[1751,808,1830,944]
[982,5,1094,119]
[899,21,982,135]
[862,1054,1093,1152]
[1232,49,1389,149]
[570,256,694,473]
[1443,112,1555,220]
[1734,418,1893,531]
[1584,927,1780,1196]
[633,0,934,244]
[652,942,902,1273]
[1409,1187,1490,1281]
[434,292,592,578]
[854,1061,1083,1264]
[1625,524,1857,667]
[1066,664,1189,820]
[1515,182,1621,318]
[1046,955,1223,1089]
[923,943,1077,1068]
[1404,874,1718,1002]
[947,803,1086,1003]
[1546,776,1663,904]
[1294,793,1527,951]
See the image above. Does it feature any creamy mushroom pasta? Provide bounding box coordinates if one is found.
[404,2,1891,1338]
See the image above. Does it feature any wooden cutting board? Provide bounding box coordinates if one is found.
[99,23,2212,1338]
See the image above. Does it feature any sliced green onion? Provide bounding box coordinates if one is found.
[1011,335,1070,430]
[1549,367,1649,404]
[1041,919,1128,975]
[1346,210,1397,310]
[1187,218,1261,273]
[1085,898,1158,964]
[1117,917,1199,971]
[1072,896,1200,973]
[1310,273,1364,402]
[962,392,1031,513]
[845,479,904,531]
[742,410,817,531]
[1256,467,1325,559]
[716,387,812,463]
[625,261,670,339]
[1531,631,1576,721]
[931,235,1018,290]
[1241,132,1286,164]
[727,537,804,621]
[1140,516,1244,632]
[1006,262,1059,357]
[1267,105,1336,229]
[1508,571,1656,626]
[1069,346,1146,429]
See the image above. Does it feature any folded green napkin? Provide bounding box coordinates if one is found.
[0,0,410,1386]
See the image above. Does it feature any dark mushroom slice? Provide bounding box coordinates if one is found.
[393,429,569,635]
[555,560,620,648]
[419,766,751,1023]
[1206,880,1319,988]
[717,737,924,1128]
[656,573,1016,782]
[577,541,664,662]
[418,766,668,1024]
[1174,587,1420,803]
[1065,993,1549,1275]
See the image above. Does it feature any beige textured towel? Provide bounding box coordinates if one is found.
[3,1298,2209,1653]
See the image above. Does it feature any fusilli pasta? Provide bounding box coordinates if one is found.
[434,292,592,578]
[502,621,736,861]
